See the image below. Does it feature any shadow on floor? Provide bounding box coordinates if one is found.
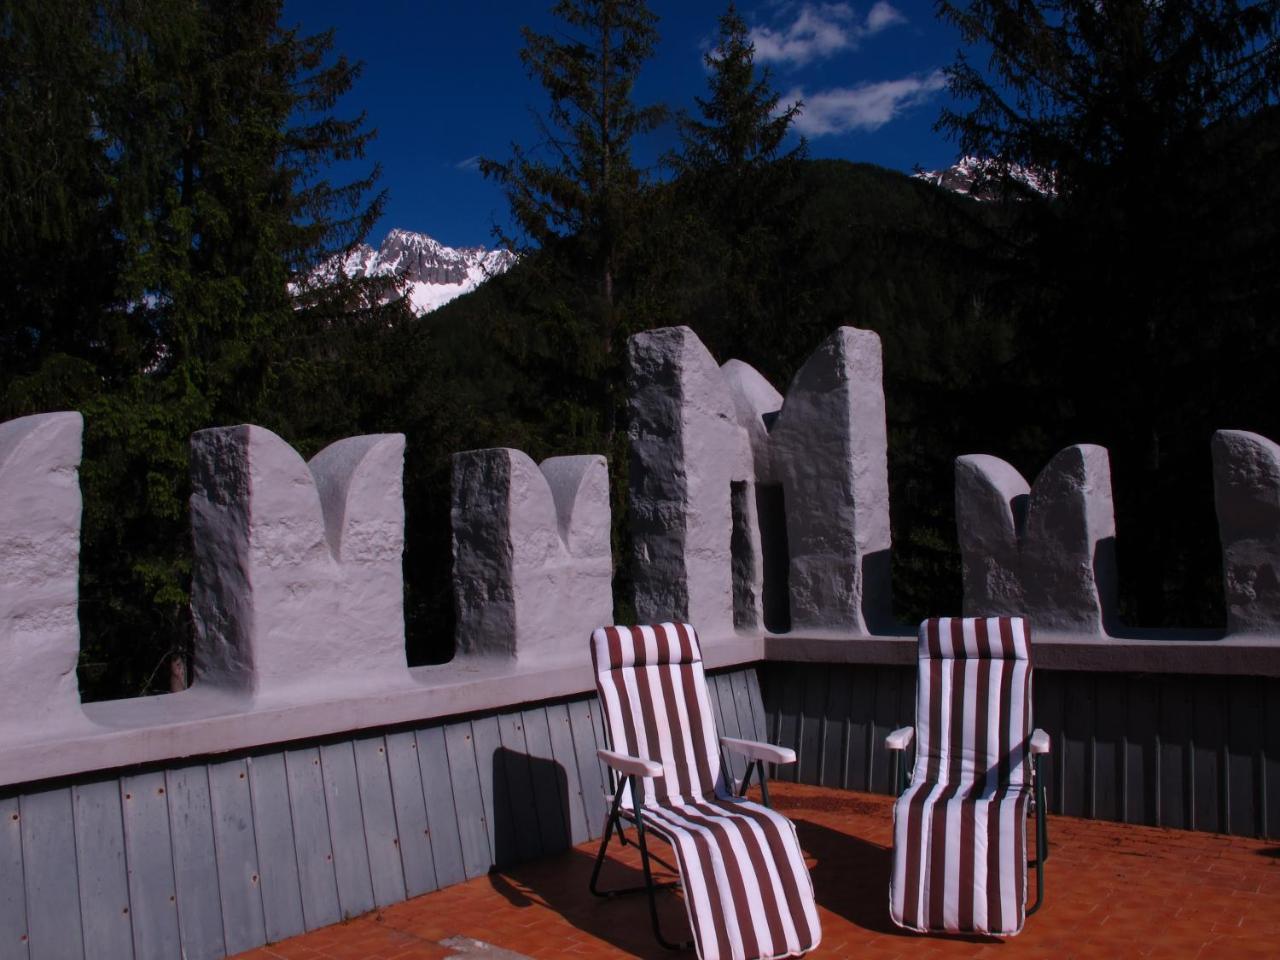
[489,840,693,958]
[792,817,1000,945]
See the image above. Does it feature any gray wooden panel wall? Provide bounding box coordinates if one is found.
[762,661,1280,840]
[0,667,764,960]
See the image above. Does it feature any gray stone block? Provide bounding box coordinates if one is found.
[770,328,893,632]
[1212,429,1280,633]
[189,425,407,695]
[0,412,84,729]
[626,327,750,630]
[452,449,611,661]
[957,444,1117,633]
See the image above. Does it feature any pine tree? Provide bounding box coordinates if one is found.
[1,0,386,697]
[672,3,802,178]
[936,0,1280,626]
[481,0,665,322]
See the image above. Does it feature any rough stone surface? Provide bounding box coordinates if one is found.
[957,444,1117,633]
[770,327,893,632]
[189,425,407,695]
[627,327,750,630]
[722,360,785,630]
[0,412,85,730]
[1212,429,1280,632]
[452,449,611,661]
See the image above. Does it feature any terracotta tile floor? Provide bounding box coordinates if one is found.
[234,782,1280,959]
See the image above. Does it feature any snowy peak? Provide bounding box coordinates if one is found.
[915,156,1056,200]
[318,229,516,315]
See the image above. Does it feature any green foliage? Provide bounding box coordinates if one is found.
[937,0,1280,625]
[671,3,803,178]
[0,0,386,698]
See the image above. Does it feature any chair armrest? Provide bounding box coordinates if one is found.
[720,737,796,765]
[885,726,914,751]
[1030,729,1050,755]
[597,749,664,779]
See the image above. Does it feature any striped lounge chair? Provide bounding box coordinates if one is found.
[589,623,821,960]
[887,617,1051,936]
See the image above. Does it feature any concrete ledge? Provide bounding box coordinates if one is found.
[764,628,1280,677]
[7,624,1280,790]
[0,631,764,789]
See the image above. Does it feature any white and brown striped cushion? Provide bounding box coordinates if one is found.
[592,623,821,960]
[889,617,1034,936]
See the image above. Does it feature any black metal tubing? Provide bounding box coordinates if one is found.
[588,774,692,951]
[1027,752,1049,917]
[735,758,773,808]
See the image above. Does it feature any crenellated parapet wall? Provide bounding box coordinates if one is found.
[3,327,1280,789]
[5,331,1280,959]
[190,425,409,695]
[956,444,1118,633]
[626,325,892,635]
[451,448,611,661]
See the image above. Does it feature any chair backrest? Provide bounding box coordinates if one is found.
[591,623,724,806]
[911,617,1033,789]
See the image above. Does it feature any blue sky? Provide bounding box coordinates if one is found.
[284,1,966,248]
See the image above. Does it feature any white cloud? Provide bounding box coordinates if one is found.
[787,70,947,136]
[455,155,482,172]
[750,2,906,68]
[865,1,906,33]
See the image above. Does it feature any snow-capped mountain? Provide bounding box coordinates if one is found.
[315,228,516,315]
[915,156,1056,200]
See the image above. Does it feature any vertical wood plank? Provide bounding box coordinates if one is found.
[730,669,759,743]
[21,786,84,960]
[714,672,747,786]
[745,669,768,745]
[820,666,850,789]
[1265,677,1280,839]
[164,766,224,960]
[318,742,375,919]
[587,690,612,789]
[496,712,543,864]
[0,791,28,960]
[845,668,877,792]
[567,698,609,840]
[207,758,267,955]
[1060,673,1092,818]
[468,716,504,868]
[415,726,466,888]
[72,780,133,960]
[245,753,306,943]
[798,666,827,785]
[1033,671,1065,814]
[1125,676,1160,827]
[522,708,571,854]
[773,664,803,783]
[1226,677,1263,838]
[1160,677,1194,830]
[443,721,492,878]
[545,702,590,846]
[120,771,180,960]
[283,747,341,930]
[869,666,904,795]
[384,731,438,897]
[1192,680,1226,834]
[1093,674,1127,823]
[352,736,407,909]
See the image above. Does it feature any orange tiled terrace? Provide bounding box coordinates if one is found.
[233,782,1280,960]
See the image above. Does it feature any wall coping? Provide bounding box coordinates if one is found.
[5,626,1280,790]
[764,627,1280,676]
[0,631,764,789]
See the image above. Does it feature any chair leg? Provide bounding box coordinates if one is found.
[1027,755,1048,916]
[735,760,773,808]
[590,776,691,951]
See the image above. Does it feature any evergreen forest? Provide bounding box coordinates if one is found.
[2,0,1278,699]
